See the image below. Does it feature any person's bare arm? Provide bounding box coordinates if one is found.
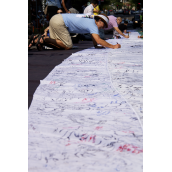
[91,34,104,48]
[114,27,129,38]
[43,26,49,36]
[91,34,121,49]
[93,6,100,13]
[44,26,49,33]
[93,9,99,13]
[61,0,71,13]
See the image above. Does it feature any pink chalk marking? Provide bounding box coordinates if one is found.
[82,98,94,103]
[65,143,71,146]
[74,98,95,104]
[116,144,143,154]
[50,81,56,84]
[65,134,97,146]
[132,145,138,149]
[95,126,103,130]
[92,135,96,143]
[122,131,135,134]
[63,127,78,129]
[88,135,96,143]
[89,136,92,142]
[132,150,140,154]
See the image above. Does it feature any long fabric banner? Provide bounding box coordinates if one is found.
[28,32,143,172]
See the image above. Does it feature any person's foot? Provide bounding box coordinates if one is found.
[35,35,45,51]
[28,35,39,48]
[28,35,44,50]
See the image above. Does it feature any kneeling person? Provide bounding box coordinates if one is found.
[118,21,128,33]
[30,14,121,50]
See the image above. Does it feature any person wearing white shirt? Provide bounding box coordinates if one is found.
[83,0,98,15]
[83,0,105,40]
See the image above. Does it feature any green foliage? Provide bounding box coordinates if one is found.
[100,0,123,10]
[129,0,143,7]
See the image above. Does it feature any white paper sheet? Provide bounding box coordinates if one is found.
[28,32,143,172]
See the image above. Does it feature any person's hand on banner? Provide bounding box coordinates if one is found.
[113,44,121,49]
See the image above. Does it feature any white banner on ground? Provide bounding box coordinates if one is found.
[28,32,143,172]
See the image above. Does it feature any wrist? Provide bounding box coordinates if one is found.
[109,44,114,49]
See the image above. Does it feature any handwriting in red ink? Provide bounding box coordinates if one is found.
[82,98,94,103]
[95,126,103,130]
[122,131,134,134]
[117,144,143,154]
[50,81,56,84]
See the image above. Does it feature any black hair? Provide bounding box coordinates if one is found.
[124,21,128,24]
[91,0,98,5]
[94,16,100,22]
[94,14,109,28]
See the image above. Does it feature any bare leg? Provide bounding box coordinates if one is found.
[28,35,48,50]
[28,35,39,48]
[44,37,71,50]
[30,35,72,50]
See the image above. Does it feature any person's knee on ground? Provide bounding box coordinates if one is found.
[63,40,73,50]
[44,37,73,50]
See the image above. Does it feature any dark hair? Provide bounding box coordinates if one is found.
[124,21,128,24]
[91,0,98,5]
[94,14,109,28]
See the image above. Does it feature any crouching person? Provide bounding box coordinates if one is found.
[29,14,121,50]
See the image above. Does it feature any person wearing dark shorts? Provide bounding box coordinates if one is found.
[61,0,79,14]
[61,0,72,13]
[118,21,128,33]
[46,0,62,20]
